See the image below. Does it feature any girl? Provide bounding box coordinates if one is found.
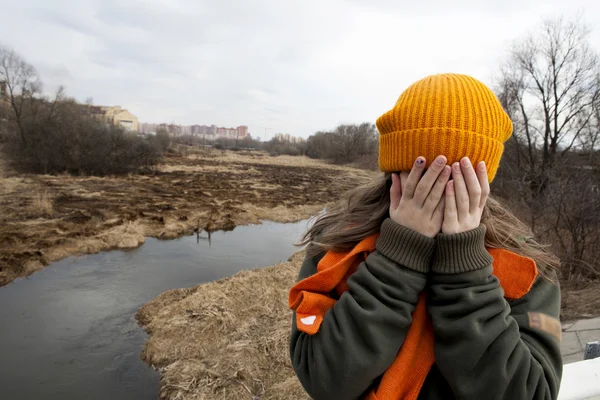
[288,74,562,400]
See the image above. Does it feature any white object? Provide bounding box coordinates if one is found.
[300,315,317,325]
[558,357,600,399]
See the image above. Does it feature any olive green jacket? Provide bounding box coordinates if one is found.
[290,219,562,400]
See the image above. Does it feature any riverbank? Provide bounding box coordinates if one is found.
[137,249,600,400]
[137,251,309,400]
[0,148,372,287]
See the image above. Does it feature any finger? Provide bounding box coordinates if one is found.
[460,157,482,214]
[423,164,451,212]
[402,157,426,199]
[452,162,469,220]
[399,171,410,193]
[432,194,445,224]
[414,155,447,207]
[451,162,469,218]
[444,180,457,225]
[476,161,490,209]
[390,173,401,211]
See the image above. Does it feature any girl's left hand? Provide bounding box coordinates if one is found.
[442,157,489,235]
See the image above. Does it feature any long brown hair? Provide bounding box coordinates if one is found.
[298,173,559,279]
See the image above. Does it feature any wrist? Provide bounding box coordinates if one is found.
[376,218,436,273]
[432,224,492,274]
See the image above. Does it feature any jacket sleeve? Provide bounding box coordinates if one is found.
[290,219,435,400]
[428,224,563,400]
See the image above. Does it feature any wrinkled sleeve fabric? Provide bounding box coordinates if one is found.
[428,225,563,400]
[290,219,435,400]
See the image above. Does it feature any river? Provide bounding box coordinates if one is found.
[0,219,310,400]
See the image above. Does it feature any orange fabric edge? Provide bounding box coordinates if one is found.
[489,248,538,299]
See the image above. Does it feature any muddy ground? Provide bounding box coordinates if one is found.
[0,148,372,286]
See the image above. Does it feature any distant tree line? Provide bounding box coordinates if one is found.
[171,122,379,169]
[306,123,378,169]
[0,46,168,175]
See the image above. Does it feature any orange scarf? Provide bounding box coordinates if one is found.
[289,233,538,400]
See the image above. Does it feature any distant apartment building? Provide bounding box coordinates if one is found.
[190,124,217,137]
[237,125,248,137]
[140,122,249,139]
[168,124,182,137]
[190,125,201,135]
[194,125,247,139]
[88,105,139,132]
[101,106,139,131]
[139,122,159,134]
[217,127,237,138]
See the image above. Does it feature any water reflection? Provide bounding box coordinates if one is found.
[196,229,212,246]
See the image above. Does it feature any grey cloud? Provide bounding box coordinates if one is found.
[36,9,99,37]
[36,63,74,84]
[345,0,533,14]
[2,0,599,138]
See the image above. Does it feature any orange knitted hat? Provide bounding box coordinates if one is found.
[376,73,513,182]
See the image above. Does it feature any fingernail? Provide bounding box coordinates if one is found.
[435,156,446,166]
[441,165,450,175]
[478,161,486,171]
[453,162,461,172]
[448,181,454,191]
[415,157,425,166]
[461,157,470,167]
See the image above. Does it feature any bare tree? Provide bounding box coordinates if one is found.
[497,16,600,192]
[494,16,600,280]
[0,45,42,145]
[578,99,600,160]
[332,123,377,162]
[546,161,600,281]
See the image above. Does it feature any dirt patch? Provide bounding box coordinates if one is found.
[0,150,372,286]
[561,280,600,322]
[137,251,309,400]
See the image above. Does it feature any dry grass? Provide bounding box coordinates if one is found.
[185,150,359,171]
[0,176,26,195]
[239,203,325,224]
[137,251,309,400]
[31,190,54,216]
[0,150,373,286]
[0,153,9,178]
[561,280,600,322]
[157,164,253,174]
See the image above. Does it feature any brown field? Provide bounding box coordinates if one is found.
[0,148,372,287]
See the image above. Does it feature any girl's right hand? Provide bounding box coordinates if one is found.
[389,155,451,238]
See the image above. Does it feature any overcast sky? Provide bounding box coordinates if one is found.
[2,0,600,139]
